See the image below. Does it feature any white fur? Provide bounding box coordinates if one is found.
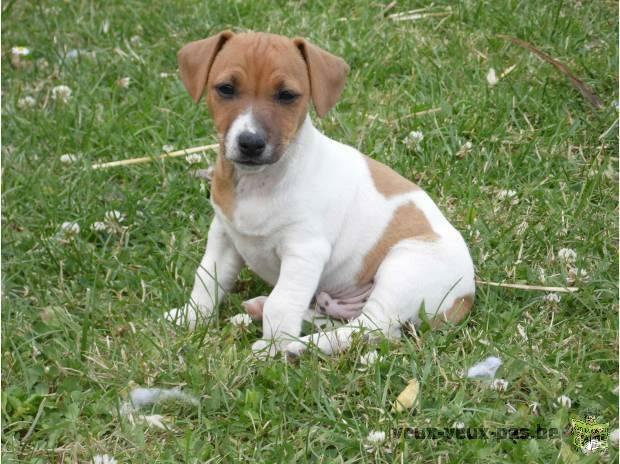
[166,114,475,357]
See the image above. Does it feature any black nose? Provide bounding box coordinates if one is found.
[238,131,266,158]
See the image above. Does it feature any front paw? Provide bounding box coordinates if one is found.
[251,339,279,360]
[284,340,309,358]
[164,304,209,330]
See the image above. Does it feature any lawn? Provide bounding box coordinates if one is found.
[2,0,618,462]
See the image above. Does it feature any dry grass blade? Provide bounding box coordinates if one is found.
[91,144,218,169]
[390,11,451,22]
[399,107,442,120]
[476,280,579,293]
[498,35,604,109]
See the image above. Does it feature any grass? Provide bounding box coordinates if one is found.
[1,0,618,462]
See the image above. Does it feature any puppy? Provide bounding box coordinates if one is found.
[166,31,475,357]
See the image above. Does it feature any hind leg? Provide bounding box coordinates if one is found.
[285,240,475,356]
[284,304,400,357]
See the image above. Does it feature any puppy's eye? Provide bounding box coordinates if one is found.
[216,83,236,98]
[276,89,299,104]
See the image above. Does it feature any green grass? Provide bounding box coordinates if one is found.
[2,0,618,462]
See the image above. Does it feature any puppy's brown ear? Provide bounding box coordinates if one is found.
[293,38,349,118]
[178,31,234,103]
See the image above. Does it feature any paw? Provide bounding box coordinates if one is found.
[251,339,279,360]
[284,340,309,358]
[164,304,209,330]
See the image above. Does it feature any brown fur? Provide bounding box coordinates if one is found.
[211,142,236,218]
[365,156,420,196]
[178,32,349,220]
[429,294,474,328]
[357,202,438,285]
[293,38,349,118]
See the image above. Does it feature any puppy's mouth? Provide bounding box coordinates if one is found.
[227,144,283,170]
[234,156,278,167]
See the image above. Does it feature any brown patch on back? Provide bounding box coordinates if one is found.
[429,294,474,328]
[365,156,420,197]
[211,144,236,219]
[357,202,438,285]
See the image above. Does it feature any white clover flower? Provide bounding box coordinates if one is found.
[543,293,561,303]
[162,144,174,153]
[192,166,215,183]
[12,46,31,56]
[359,350,381,366]
[18,96,36,109]
[52,85,72,103]
[90,221,108,232]
[104,210,125,223]
[567,266,589,283]
[554,394,572,408]
[60,221,80,235]
[486,68,499,86]
[403,130,424,149]
[364,430,385,452]
[497,189,517,201]
[185,153,203,164]
[116,77,131,88]
[581,439,603,455]
[366,430,386,444]
[229,313,252,327]
[92,455,117,464]
[588,362,600,371]
[491,378,509,391]
[60,153,79,164]
[557,248,577,263]
[456,140,473,158]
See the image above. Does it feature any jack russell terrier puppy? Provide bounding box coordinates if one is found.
[166,31,475,358]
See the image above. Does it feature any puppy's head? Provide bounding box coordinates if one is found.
[178,31,349,168]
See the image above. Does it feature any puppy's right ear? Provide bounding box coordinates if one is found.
[178,31,234,103]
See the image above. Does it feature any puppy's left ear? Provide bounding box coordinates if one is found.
[178,31,234,103]
[293,38,349,118]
